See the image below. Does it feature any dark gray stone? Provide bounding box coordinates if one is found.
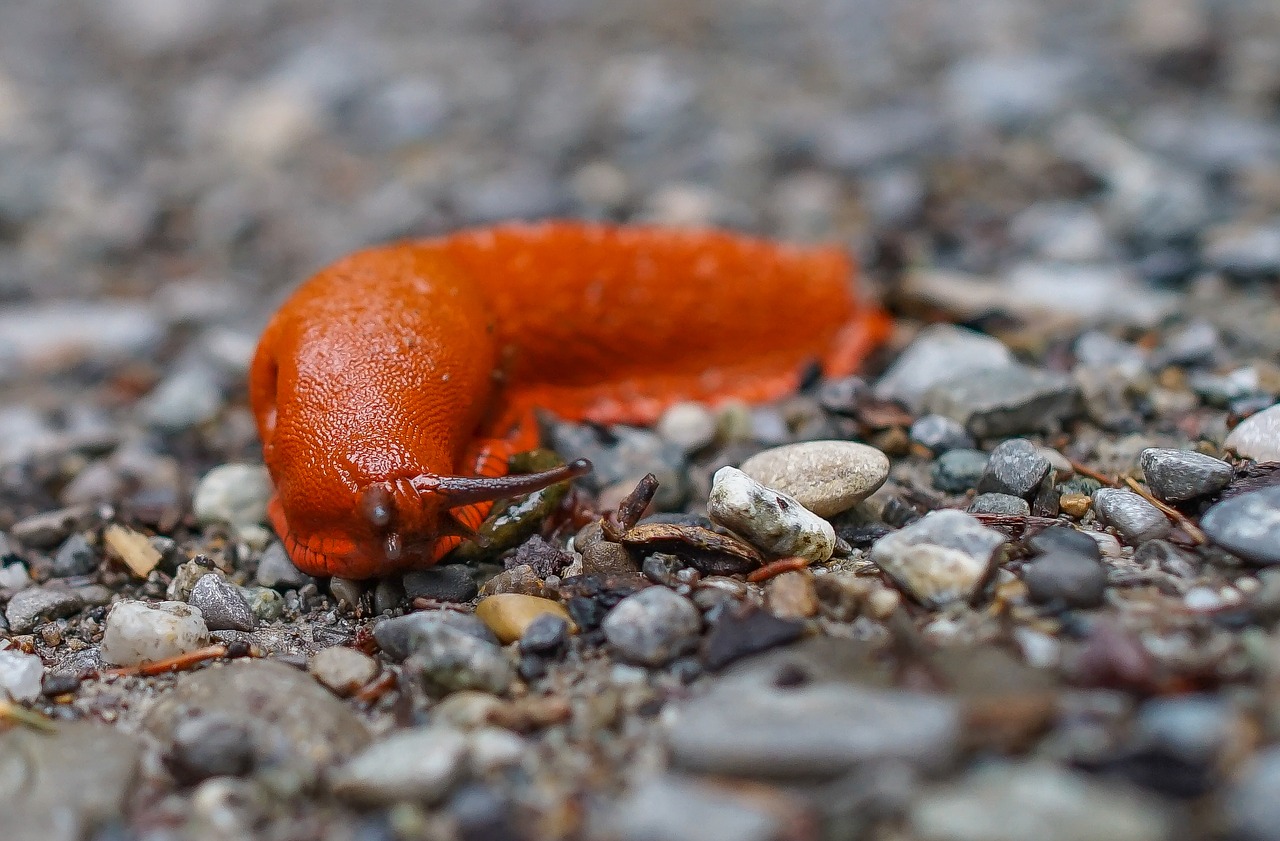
[403,565,479,603]
[51,533,98,577]
[1022,552,1107,608]
[373,610,499,661]
[1093,489,1171,544]
[932,449,989,494]
[923,365,1079,438]
[1202,487,1280,565]
[255,542,313,590]
[189,573,257,631]
[166,713,256,784]
[1028,526,1102,561]
[968,493,1031,516]
[1138,448,1232,502]
[873,325,1014,412]
[5,586,84,633]
[977,439,1051,498]
[403,620,515,694]
[519,612,569,655]
[909,414,975,454]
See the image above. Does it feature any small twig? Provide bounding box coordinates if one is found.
[100,644,229,678]
[747,557,812,583]
[1069,459,1117,487]
[1122,476,1207,545]
[0,700,57,732]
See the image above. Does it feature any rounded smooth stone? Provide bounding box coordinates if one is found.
[1138,448,1232,502]
[656,401,717,453]
[602,587,701,666]
[100,600,210,666]
[976,439,1050,499]
[708,466,835,562]
[402,566,478,603]
[331,726,468,806]
[0,649,44,701]
[932,449,989,494]
[1022,552,1107,608]
[738,441,889,518]
[1092,489,1170,544]
[475,594,574,645]
[909,414,975,454]
[1028,526,1102,561]
[967,493,1030,516]
[166,714,256,784]
[310,646,379,696]
[1202,486,1280,565]
[192,464,272,528]
[1226,403,1280,462]
[518,612,570,655]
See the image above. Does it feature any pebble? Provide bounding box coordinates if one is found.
[475,594,574,645]
[1226,404,1280,462]
[0,302,163,378]
[310,646,379,696]
[602,586,701,666]
[655,401,717,452]
[764,570,818,619]
[910,761,1170,841]
[923,365,1079,438]
[1202,487,1280,565]
[519,612,570,655]
[403,619,515,694]
[967,493,1031,516]
[932,449,990,493]
[869,511,1007,607]
[873,325,1014,412]
[255,542,312,589]
[468,727,527,773]
[976,439,1050,498]
[1060,493,1093,518]
[546,422,687,510]
[139,365,222,431]
[51,533,98,577]
[602,775,781,841]
[701,604,806,671]
[373,611,499,661]
[99,600,210,666]
[668,665,959,778]
[1028,526,1103,561]
[0,648,44,701]
[1138,448,1232,501]
[480,563,547,598]
[707,466,835,562]
[738,440,889,518]
[328,577,364,609]
[0,722,144,841]
[189,573,257,631]
[1022,552,1108,609]
[192,463,272,529]
[6,586,84,634]
[402,565,478,603]
[165,714,257,786]
[582,541,638,577]
[1131,695,1237,787]
[145,660,370,778]
[331,727,467,806]
[910,414,976,453]
[0,561,28,590]
[1092,489,1171,544]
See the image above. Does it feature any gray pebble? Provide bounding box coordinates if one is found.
[547,422,687,510]
[968,493,1031,516]
[310,646,379,696]
[708,466,835,562]
[331,727,467,806]
[869,510,1007,608]
[1201,487,1280,565]
[256,542,312,590]
[402,566,478,603]
[192,463,272,529]
[1092,488,1171,544]
[1028,526,1102,561]
[1226,404,1280,462]
[1139,448,1232,501]
[51,533,98,577]
[1132,695,1234,772]
[924,365,1079,438]
[189,574,257,631]
[909,414,975,454]
[373,610,499,661]
[139,365,223,432]
[6,586,84,634]
[403,620,514,694]
[166,714,255,784]
[977,439,1051,498]
[932,449,990,494]
[1022,552,1107,609]
[655,402,717,453]
[328,577,364,610]
[738,440,889,518]
[1224,747,1280,841]
[873,325,1014,412]
[519,613,569,655]
[602,587,701,667]
[602,775,780,841]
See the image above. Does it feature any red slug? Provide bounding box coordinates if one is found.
[249,222,890,579]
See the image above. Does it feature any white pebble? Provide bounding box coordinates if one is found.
[0,562,30,590]
[192,463,273,528]
[1183,587,1221,612]
[0,648,44,701]
[707,466,835,562]
[1226,403,1280,462]
[100,600,210,667]
[655,401,717,452]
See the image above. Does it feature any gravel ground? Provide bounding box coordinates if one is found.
[3,0,1280,839]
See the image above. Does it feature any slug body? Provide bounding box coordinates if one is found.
[250,222,889,579]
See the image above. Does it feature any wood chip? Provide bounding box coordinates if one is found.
[103,524,162,578]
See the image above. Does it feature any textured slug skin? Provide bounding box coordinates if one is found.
[250,221,891,578]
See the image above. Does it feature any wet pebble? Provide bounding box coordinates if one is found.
[1092,489,1171,544]
[1138,448,1232,501]
[255,542,312,590]
[967,493,1030,516]
[873,325,1014,412]
[737,440,889,518]
[707,466,835,562]
[1202,487,1280,565]
[475,593,574,645]
[331,727,467,805]
[0,648,44,701]
[1022,552,1108,609]
[910,414,976,453]
[932,449,990,493]
[189,573,257,631]
[51,533,98,577]
[869,510,1007,607]
[1226,404,1280,462]
[310,646,379,696]
[924,365,1079,438]
[373,611,499,661]
[192,463,272,529]
[403,565,478,603]
[602,586,701,666]
[100,600,210,666]
[976,439,1050,498]
[6,586,84,634]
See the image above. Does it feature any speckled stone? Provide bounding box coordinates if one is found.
[968,493,1031,516]
[1092,489,1170,544]
[331,727,467,806]
[1202,487,1280,565]
[1138,447,1232,502]
[869,510,1007,607]
[708,467,835,563]
[1226,403,1280,462]
[738,441,889,518]
[602,587,701,666]
[976,439,1050,499]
